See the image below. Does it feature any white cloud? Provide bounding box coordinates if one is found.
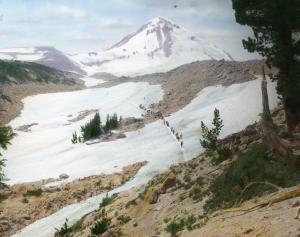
[98,18,133,30]
[10,16,42,25]
[45,5,92,21]
[73,36,106,45]
[7,5,93,26]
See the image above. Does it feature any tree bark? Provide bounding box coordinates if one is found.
[279,26,300,133]
[283,98,299,133]
[261,66,290,158]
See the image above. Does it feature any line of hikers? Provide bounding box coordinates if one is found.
[139,104,184,148]
[162,117,184,148]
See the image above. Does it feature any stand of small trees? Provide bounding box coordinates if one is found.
[71,112,122,143]
[104,113,122,132]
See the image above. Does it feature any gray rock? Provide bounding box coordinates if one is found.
[59,173,69,180]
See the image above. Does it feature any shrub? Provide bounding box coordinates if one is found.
[200,108,223,151]
[204,144,300,214]
[165,215,198,236]
[165,220,184,236]
[125,199,137,208]
[99,193,117,208]
[91,209,111,236]
[212,147,232,165]
[195,176,204,186]
[184,215,197,231]
[55,218,72,236]
[22,198,29,203]
[24,188,43,197]
[117,215,132,224]
[189,187,202,201]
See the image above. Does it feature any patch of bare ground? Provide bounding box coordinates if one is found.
[68,109,99,123]
[15,123,39,132]
[0,161,147,237]
[94,60,276,120]
[181,188,300,237]
[87,117,145,144]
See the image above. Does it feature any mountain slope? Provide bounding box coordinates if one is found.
[71,17,233,76]
[0,60,80,86]
[0,47,85,75]
[0,60,83,124]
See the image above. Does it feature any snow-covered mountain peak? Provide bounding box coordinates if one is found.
[70,17,234,76]
[110,16,182,58]
[146,16,179,29]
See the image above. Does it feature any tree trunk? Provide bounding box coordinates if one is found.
[261,66,290,158]
[283,97,300,134]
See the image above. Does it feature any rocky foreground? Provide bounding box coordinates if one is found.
[0,161,147,236]
[62,107,300,237]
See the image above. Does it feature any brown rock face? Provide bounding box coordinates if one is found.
[149,189,160,204]
[160,172,176,194]
[149,172,177,204]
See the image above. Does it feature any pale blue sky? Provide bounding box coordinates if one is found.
[0,0,259,60]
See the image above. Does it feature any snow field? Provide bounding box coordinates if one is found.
[11,78,278,237]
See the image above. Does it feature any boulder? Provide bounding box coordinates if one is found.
[72,189,86,196]
[122,117,143,126]
[59,173,69,180]
[160,172,176,194]
[149,189,160,204]
[117,133,126,139]
[0,219,12,231]
[101,229,115,237]
[0,190,12,199]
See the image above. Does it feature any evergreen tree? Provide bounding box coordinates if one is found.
[105,114,111,131]
[81,112,102,141]
[200,108,223,151]
[232,0,300,133]
[71,131,78,144]
[0,124,15,189]
[104,113,120,131]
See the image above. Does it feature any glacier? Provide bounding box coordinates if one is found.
[10,78,278,237]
